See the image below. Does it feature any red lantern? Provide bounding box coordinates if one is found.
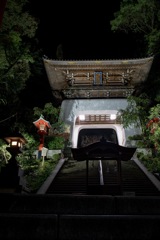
[146,117,160,134]
[33,115,51,151]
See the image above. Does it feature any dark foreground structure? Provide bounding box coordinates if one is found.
[0,193,160,240]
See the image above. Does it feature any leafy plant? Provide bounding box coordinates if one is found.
[146,104,160,153]
[33,102,60,125]
[128,134,143,140]
[46,136,65,150]
[0,139,11,168]
[119,93,160,173]
[33,102,68,150]
[110,0,160,56]
[118,93,150,132]
[137,151,160,174]
[16,131,61,192]
[17,154,60,192]
[16,109,66,192]
[0,0,39,110]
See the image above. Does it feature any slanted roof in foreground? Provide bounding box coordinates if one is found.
[43,56,154,101]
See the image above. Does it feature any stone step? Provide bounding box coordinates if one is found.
[1,194,160,239]
[46,159,160,196]
[0,212,160,240]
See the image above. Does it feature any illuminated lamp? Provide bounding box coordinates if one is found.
[33,115,51,156]
[4,131,27,155]
[79,115,85,120]
[33,115,51,135]
[2,130,27,192]
[110,114,117,120]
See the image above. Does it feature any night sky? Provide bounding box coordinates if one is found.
[31,1,139,60]
[19,1,145,108]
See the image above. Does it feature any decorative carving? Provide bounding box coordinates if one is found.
[62,88,134,99]
[64,68,134,87]
[43,57,154,100]
[121,69,134,84]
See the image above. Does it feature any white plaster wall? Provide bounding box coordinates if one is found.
[59,99,142,147]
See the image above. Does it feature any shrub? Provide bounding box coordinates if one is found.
[18,154,60,193]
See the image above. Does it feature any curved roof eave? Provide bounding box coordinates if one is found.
[43,56,154,95]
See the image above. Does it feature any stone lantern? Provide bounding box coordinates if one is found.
[4,131,27,156]
[0,130,27,192]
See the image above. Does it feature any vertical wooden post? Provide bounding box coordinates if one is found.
[86,160,89,194]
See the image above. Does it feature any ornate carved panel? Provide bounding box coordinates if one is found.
[43,57,154,100]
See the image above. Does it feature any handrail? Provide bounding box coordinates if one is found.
[99,160,104,185]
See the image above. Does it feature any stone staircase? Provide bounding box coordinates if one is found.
[0,158,160,239]
[46,159,160,196]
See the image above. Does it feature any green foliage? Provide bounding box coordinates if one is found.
[16,132,61,192]
[19,132,39,156]
[46,136,65,149]
[33,102,66,149]
[137,151,160,173]
[0,139,11,168]
[128,134,143,140]
[16,133,39,174]
[17,154,60,192]
[147,104,160,152]
[14,104,66,197]
[148,103,160,120]
[110,0,160,55]
[33,102,61,126]
[120,93,160,173]
[0,0,38,100]
[118,93,150,132]
[0,0,40,132]
[133,103,160,173]
[0,1,65,193]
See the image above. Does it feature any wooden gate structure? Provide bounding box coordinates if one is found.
[43,56,153,102]
[43,56,154,194]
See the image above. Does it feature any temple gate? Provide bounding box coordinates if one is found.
[43,56,154,194]
[43,57,154,148]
